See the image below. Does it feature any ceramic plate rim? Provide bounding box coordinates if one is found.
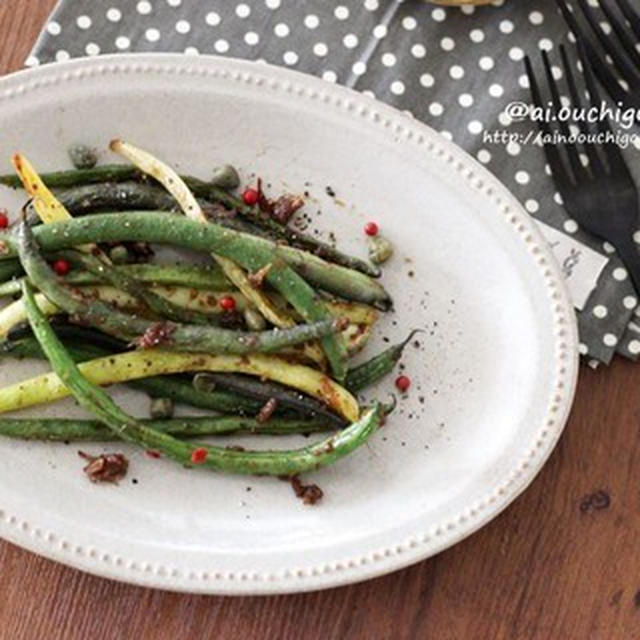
[0,53,579,594]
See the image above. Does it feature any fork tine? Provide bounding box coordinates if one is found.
[575,39,630,178]
[599,0,640,69]
[524,55,573,191]
[541,49,585,180]
[576,40,610,137]
[555,0,631,105]
[576,0,640,88]
[614,0,640,42]
[559,44,606,176]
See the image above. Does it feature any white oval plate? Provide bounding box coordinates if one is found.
[0,54,577,594]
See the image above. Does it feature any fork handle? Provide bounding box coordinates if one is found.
[616,236,640,298]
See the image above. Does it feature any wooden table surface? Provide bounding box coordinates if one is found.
[2,3,640,639]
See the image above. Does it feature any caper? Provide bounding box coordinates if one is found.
[108,245,129,264]
[193,372,216,393]
[68,144,97,170]
[211,164,241,191]
[368,235,394,265]
[149,397,174,419]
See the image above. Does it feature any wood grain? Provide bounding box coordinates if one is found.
[1,3,639,639]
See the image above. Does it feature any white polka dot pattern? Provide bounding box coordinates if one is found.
[27,0,640,363]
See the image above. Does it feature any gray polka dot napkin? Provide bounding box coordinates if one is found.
[26,0,640,364]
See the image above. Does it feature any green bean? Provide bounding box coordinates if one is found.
[30,182,274,242]
[21,278,381,476]
[193,373,347,429]
[243,307,267,331]
[132,376,263,415]
[16,220,341,356]
[58,249,214,325]
[0,415,333,441]
[0,211,392,309]
[51,183,247,219]
[0,164,139,189]
[54,182,177,214]
[2,335,264,415]
[27,184,255,235]
[345,330,421,393]
[112,263,230,290]
[0,263,232,297]
[0,165,204,192]
[201,203,271,237]
[0,278,21,297]
[0,335,278,417]
[7,321,127,353]
[0,259,23,283]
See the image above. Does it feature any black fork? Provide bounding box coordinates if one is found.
[524,42,640,294]
[555,0,640,109]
